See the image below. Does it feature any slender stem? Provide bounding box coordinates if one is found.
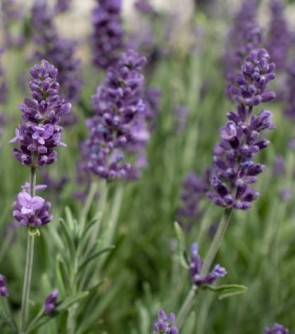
[19,167,37,333]
[79,182,98,229]
[19,234,35,333]
[201,208,232,277]
[176,286,198,329]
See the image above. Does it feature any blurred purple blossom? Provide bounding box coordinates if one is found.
[79,50,149,180]
[284,60,295,121]
[266,0,290,72]
[1,0,25,47]
[54,0,71,13]
[144,88,161,130]
[152,310,179,334]
[44,289,58,314]
[273,155,285,176]
[134,0,156,15]
[177,172,208,232]
[0,49,8,104]
[264,323,289,334]
[41,171,69,192]
[208,49,276,210]
[91,0,124,70]
[31,0,82,104]
[190,243,227,286]
[13,191,52,228]
[0,274,9,297]
[225,0,263,98]
[10,60,72,167]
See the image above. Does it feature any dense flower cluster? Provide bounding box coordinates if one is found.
[225,0,263,98]
[266,0,290,71]
[190,243,227,286]
[1,0,24,47]
[0,274,9,297]
[152,310,179,334]
[80,50,148,180]
[10,60,71,167]
[31,0,81,103]
[264,323,289,334]
[13,191,52,228]
[91,0,124,70]
[177,172,208,231]
[207,49,276,210]
[44,289,59,314]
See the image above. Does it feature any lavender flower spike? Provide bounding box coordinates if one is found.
[264,323,289,334]
[91,0,124,70]
[44,289,58,314]
[0,274,9,297]
[79,49,148,180]
[13,191,52,228]
[190,243,227,286]
[207,49,276,210]
[10,60,71,167]
[152,310,179,334]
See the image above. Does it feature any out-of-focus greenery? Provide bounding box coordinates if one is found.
[0,2,295,334]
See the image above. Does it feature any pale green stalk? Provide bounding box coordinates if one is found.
[19,167,37,333]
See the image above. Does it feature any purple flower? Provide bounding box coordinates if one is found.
[144,88,161,130]
[31,0,82,103]
[79,50,148,180]
[225,0,263,98]
[229,49,276,107]
[13,191,52,228]
[190,243,227,286]
[91,0,124,70]
[177,172,208,231]
[54,0,71,13]
[207,49,276,210]
[264,323,289,334]
[152,310,179,334]
[284,59,295,121]
[44,289,58,314]
[0,274,9,297]
[0,49,8,104]
[10,60,71,167]
[266,0,290,71]
[134,0,156,15]
[1,0,25,48]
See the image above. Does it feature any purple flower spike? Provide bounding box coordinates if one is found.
[10,60,71,167]
[152,310,179,334]
[32,0,82,103]
[266,0,290,71]
[44,289,59,314]
[91,0,124,70]
[177,172,209,232]
[264,323,289,334]
[13,191,52,228]
[189,243,227,286]
[225,0,263,97]
[207,49,276,210]
[79,50,149,181]
[0,274,9,297]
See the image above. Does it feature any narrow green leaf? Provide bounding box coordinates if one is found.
[57,255,70,291]
[78,246,115,271]
[174,222,189,269]
[59,218,75,254]
[65,207,75,232]
[202,284,248,299]
[56,291,89,312]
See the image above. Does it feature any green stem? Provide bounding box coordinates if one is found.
[79,182,98,229]
[200,208,232,277]
[176,286,198,329]
[19,167,37,333]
